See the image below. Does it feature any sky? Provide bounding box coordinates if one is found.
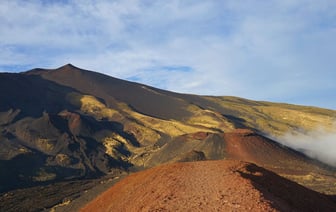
[1,0,336,110]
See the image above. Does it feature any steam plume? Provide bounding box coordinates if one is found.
[274,127,336,167]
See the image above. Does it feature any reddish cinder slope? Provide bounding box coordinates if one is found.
[81,160,336,211]
[224,129,329,175]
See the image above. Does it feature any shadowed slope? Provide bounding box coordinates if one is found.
[0,73,77,118]
[81,160,336,212]
[26,64,192,120]
[0,73,134,192]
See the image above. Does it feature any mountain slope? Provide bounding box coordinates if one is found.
[81,160,336,212]
[0,64,336,210]
[26,64,336,136]
[26,64,193,120]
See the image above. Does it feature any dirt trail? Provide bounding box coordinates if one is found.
[83,160,335,212]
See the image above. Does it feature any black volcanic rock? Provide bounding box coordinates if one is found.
[0,73,79,119]
[26,64,193,120]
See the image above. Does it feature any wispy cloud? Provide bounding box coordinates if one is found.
[1,0,336,109]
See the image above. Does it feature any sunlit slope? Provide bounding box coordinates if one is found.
[204,96,336,136]
[175,95,336,136]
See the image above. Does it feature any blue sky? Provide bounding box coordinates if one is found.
[1,0,336,109]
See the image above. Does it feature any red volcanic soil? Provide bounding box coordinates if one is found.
[81,160,336,211]
[223,129,325,175]
[225,129,278,164]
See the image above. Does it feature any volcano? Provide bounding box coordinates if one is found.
[0,64,335,211]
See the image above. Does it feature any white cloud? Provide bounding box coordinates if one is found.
[0,0,336,109]
[274,125,336,167]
